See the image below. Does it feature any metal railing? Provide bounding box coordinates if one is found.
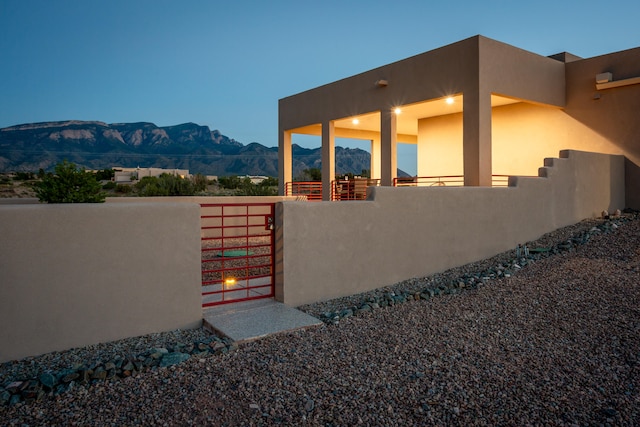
[332,178,380,201]
[285,181,323,201]
[285,179,381,201]
[393,175,516,187]
[286,175,521,201]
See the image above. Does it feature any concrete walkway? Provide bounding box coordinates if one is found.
[202,299,323,343]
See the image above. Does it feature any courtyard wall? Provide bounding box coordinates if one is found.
[276,150,626,306]
[0,202,202,363]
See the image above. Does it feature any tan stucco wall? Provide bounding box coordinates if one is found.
[418,102,623,177]
[0,202,202,363]
[276,150,625,306]
[279,35,564,131]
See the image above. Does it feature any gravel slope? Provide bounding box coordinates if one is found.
[2,218,639,426]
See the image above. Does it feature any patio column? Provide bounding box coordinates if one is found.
[278,130,292,196]
[463,88,492,186]
[380,109,397,186]
[417,118,429,178]
[321,121,335,201]
[370,137,381,180]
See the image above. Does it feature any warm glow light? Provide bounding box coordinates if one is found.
[446,97,454,105]
[394,108,402,115]
[224,277,237,287]
[352,118,359,125]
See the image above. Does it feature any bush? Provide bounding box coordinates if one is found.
[217,175,243,189]
[35,161,105,203]
[192,173,208,192]
[13,171,35,181]
[94,168,115,181]
[135,174,196,197]
[102,181,117,190]
[115,184,133,194]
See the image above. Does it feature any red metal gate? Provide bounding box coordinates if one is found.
[201,203,275,307]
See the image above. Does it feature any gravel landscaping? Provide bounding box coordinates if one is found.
[1,213,639,426]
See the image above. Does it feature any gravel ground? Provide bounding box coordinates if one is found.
[2,217,639,426]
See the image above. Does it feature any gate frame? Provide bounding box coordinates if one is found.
[201,202,276,307]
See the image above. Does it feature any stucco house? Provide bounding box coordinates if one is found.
[2,36,639,361]
[278,35,640,207]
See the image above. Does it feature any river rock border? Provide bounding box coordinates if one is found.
[0,335,237,406]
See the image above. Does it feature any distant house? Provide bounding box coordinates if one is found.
[278,35,640,206]
[113,167,191,183]
[241,175,269,185]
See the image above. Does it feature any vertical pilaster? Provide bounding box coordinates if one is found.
[370,137,381,180]
[380,109,397,186]
[463,89,492,186]
[321,121,335,201]
[278,130,292,196]
[417,118,429,178]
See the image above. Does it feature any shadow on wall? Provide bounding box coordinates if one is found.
[626,158,640,210]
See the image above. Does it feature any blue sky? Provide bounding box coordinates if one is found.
[1,0,639,174]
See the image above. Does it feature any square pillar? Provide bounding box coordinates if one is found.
[380,109,397,186]
[370,137,381,180]
[417,118,429,178]
[463,89,492,186]
[321,121,335,201]
[278,130,292,196]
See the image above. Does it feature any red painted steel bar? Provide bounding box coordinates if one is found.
[392,174,529,187]
[285,181,323,201]
[200,203,275,307]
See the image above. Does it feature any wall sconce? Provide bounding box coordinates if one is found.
[375,79,388,87]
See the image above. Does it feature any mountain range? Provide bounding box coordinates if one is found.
[0,120,374,177]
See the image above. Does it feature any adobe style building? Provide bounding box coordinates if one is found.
[278,35,640,207]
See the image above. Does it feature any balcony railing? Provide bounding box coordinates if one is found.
[393,175,514,187]
[332,178,380,201]
[285,181,323,201]
[285,175,521,201]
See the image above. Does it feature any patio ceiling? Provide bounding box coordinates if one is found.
[291,94,519,141]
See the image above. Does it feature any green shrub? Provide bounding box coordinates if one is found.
[115,184,132,194]
[13,171,35,181]
[135,174,196,196]
[102,181,117,190]
[94,168,115,181]
[192,173,208,192]
[35,161,105,203]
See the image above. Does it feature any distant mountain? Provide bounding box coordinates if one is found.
[0,120,378,177]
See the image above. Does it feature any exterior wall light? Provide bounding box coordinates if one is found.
[352,119,359,125]
[446,97,455,104]
[376,79,388,87]
[224,277,237,287]
[394,108,402,115]
[595,72,612,84]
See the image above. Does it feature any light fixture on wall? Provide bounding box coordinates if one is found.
[394,107,402,115]
[446,97,455,104]
[352,118,360,125]
[375,79,388,87]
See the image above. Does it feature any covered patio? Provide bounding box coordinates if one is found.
[279,35,566,200]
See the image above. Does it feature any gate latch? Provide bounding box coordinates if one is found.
[265,215,274,230]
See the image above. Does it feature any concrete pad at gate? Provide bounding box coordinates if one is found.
[203,299,323,343]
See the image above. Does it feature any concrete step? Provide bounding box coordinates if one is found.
[203,299,323,343]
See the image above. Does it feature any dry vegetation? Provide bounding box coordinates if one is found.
[0,174,37,198]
